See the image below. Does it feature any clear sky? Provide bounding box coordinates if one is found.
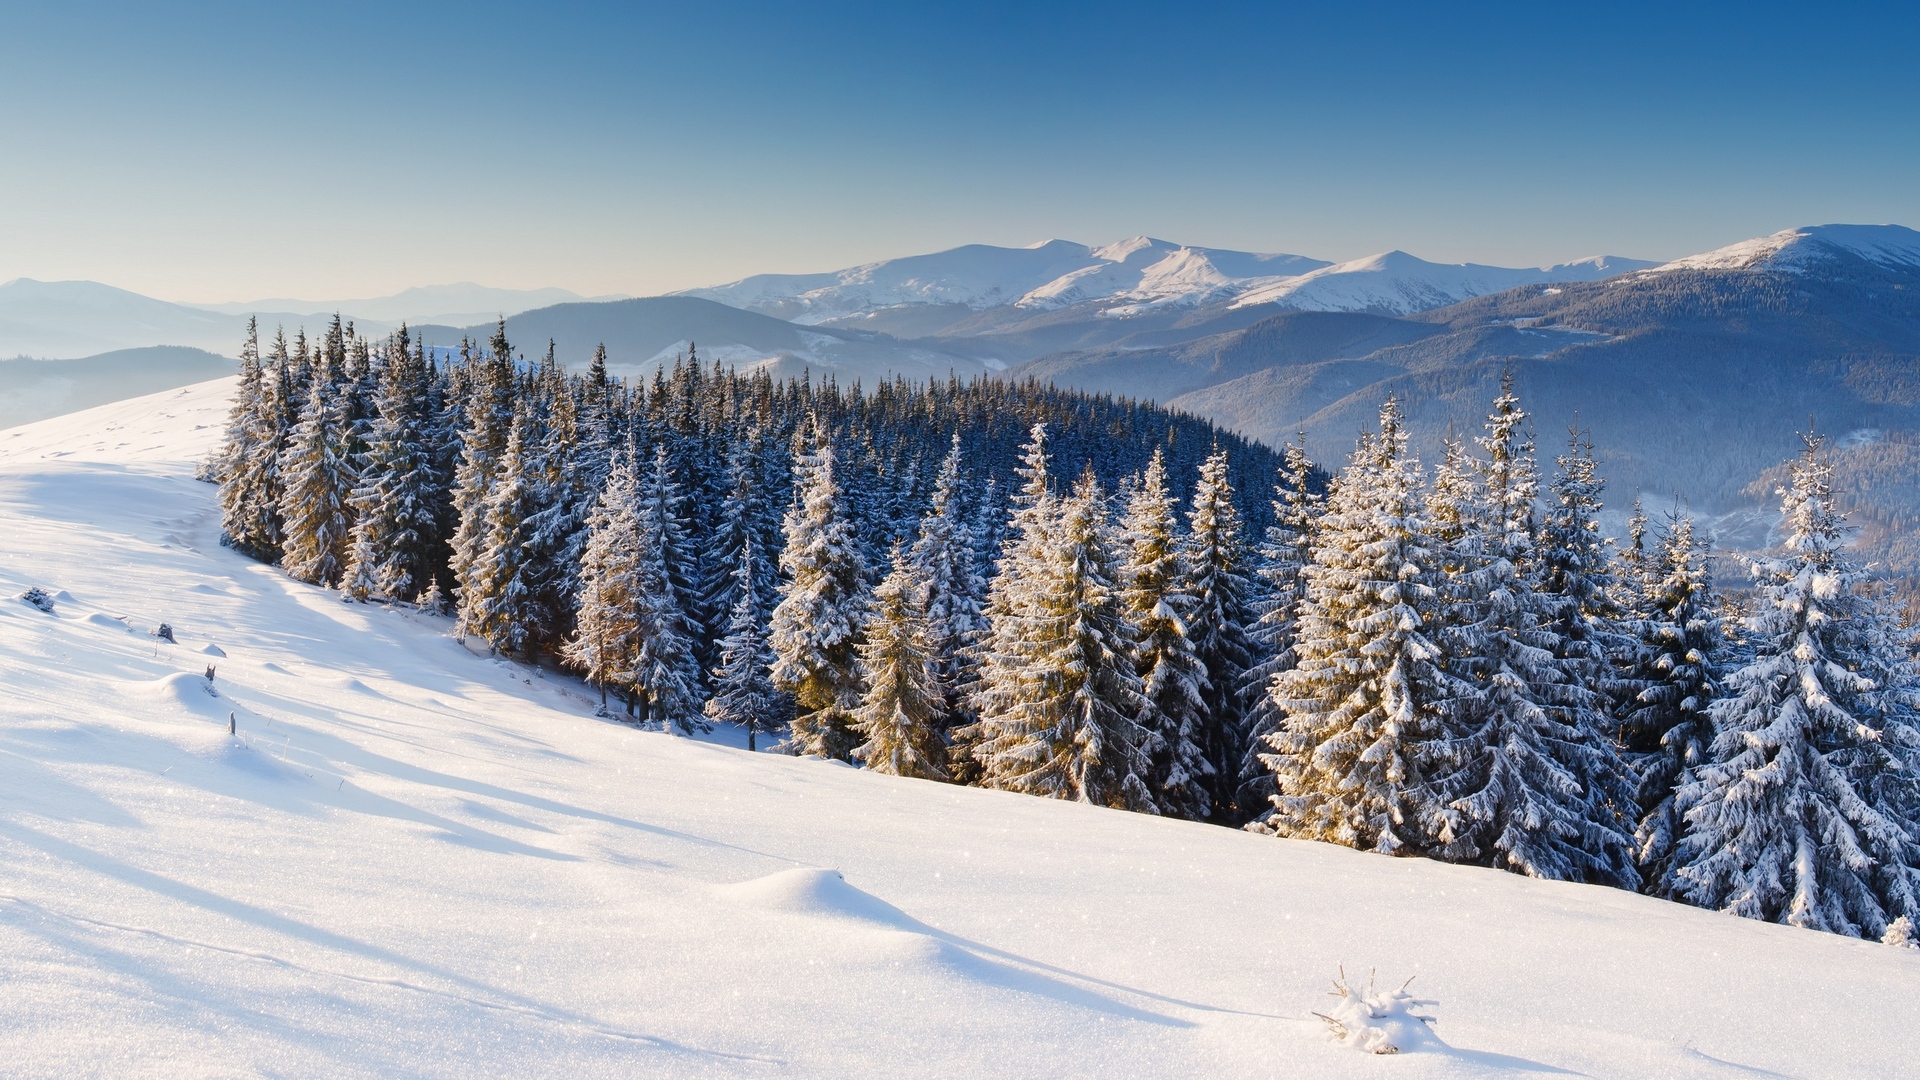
[3,1,1915,302]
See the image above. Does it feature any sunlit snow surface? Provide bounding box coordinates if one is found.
[2,381,1916,1077]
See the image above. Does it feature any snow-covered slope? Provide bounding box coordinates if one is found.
[3,383,1917,1077]
[1229,251,1655,315]
[680,239,1657,324]
[1647,223,1920,273]
[680,239,1330,323]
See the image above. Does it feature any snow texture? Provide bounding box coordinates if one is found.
[1648,224,1920,274]
[2,380,1918,1077]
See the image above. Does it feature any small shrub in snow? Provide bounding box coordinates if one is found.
[19,587,55,613]
[1885,916,1917,949]
[1313,968,1439,1055]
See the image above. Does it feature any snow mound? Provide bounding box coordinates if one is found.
[83,612,128,630]
[718,867,916,929]
[142,670,223,716]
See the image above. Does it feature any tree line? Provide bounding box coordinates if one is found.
[211,317,1920,944]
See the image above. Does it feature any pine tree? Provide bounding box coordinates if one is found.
[704,537,786,749]
[852,545,949,780]
[464,407,547,654]
[1119,449,1212,819]
[1435,380,1639,887]
[1236,436,1320,817]
[911,433,988,716]
[1259,400,1467,852]
[630,444,708,733]
[973,471,1156,810]
[1674,436,1920,936]
[448,325,516,620]
[566,450,645,713]
[1626,511,1723,891]
[1183,446,1258,817]
[216,318,285,560]
[342,329,443,602]
[277,355,355,586]
[770,420,870,759]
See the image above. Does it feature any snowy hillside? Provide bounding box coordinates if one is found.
[680,239,1656,324]
[1647,223,1920,273]
[1228,251,1655,315]
[3,383,1917,1077]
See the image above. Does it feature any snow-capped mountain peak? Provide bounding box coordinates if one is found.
[1226,250,1656,316]
[1650,224,1920,273]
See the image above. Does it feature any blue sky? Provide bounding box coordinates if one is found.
[2,1,1915,300]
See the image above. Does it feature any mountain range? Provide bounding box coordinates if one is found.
[8,224,1920,571]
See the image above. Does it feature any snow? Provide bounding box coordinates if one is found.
[3,381,1918,1077]
[1230,251,1656,315]
[1648,224,1920,274]
[682,240,1657,323]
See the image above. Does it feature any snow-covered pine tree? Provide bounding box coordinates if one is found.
[277,351,356,587]
[1673,435,1920,936]
[703,537,785,749]
[1119,448,1212,820]
[911,433,988,716]
[1435,379,1639,887]
[1625,511,1724,892]
[1183,446,1258,817]
[1236,435,1320,817]
[630,444,708,734]
[341,328,443,602]
[1258,400,1466,852]
[973,472,1156,810]
[770,419,870,759]
[565,449,645,713]
[851,544,949,780]
[463,406,547,654]
[216,318,286,560]
[447,324,517,620]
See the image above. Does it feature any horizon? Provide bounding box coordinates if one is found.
[4,2,1916,302]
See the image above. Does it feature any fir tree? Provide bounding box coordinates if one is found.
[464,407,547,654]
[912,433,989,716]
[1259,400,1466,852]
[565,450,646,713]
[1183,446,1258,817]
[1237,435,1320,817]
[1626,511,1723,891]
[216,318,286,560]
[704,538,786,749]
[1674,436,1920,936]
[1436,380,1639,887]
[277,355,355,586]
[1120,449,1212,819]
[973,472,1156,810]
[629,444,707,733]
[852,545,949,780]
[770,421,870,759]
[342,329,443,602]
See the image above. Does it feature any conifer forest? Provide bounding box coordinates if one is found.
[213,316,1920,944]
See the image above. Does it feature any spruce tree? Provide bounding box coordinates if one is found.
[341,329,442,602]
[630,444,708,733]
[1626,512,1723,891]
[1236,436,1319,817]
[216,318,285,560]
[464,407,547,654]
[1119,449,1212,819]
[566,450,646,713]
[1259,400,1466,852]
[277,355,355,587]
[973,472,1156,810]
[704,538,785,749]
[1183,446,1257,817]
[912,433,989,717]
[1674,436,1920,936]
[770,420,870,759]
[1436,380,1639,887]
[852,545,949,780]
